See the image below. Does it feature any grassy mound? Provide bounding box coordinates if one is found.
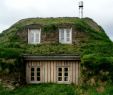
[0,17,113,84]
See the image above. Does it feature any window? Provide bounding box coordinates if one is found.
[59,28,72,44]
[28,29,41,44]
[57,67,69,82]
[30,67,40,82]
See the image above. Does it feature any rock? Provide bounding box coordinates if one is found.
[3,84,15,90]
[96,86,104,93]
[90,78,96,86]
[15,83,20,87]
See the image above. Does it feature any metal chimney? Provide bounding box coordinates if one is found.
[79,1,83,18]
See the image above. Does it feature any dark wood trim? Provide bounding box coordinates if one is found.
[23,55,80,61]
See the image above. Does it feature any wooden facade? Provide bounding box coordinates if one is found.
[24,55,80,84]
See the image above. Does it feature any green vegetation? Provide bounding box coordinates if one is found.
[0,84,75,95]
[0,83,113,95]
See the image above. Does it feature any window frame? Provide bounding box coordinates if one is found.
[28,28,41,44]
[30,66,41,83]
[57,66,70,83]
[59,28,72,44]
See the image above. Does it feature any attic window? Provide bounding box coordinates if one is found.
[59,28,72,44]
[28,29,41,44]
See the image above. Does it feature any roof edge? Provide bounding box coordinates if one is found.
[23,55,80,61]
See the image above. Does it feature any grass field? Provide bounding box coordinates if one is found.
[0,83,113,95]
[0,84,75,95]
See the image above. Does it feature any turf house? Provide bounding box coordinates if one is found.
[0,17,113,86]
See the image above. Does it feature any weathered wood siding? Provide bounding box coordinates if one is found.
[26,60,80,84]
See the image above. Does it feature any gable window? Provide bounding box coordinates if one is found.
[28,29,41,44]
[59,28,72,44]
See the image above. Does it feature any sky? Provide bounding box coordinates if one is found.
[0,0,113,41]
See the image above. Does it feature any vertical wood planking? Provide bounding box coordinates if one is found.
[78,61,80,84]
[43,61,45,83]
[70,61,73,83]
[46,61,48,83]
[51,61,54,82]
[48,61,51,83]
[53,61,54,83]
[54,61,56,83]
[72,61,76,83]
[75,62,78,85]
[26,61,29,83]
[40,61,43,83]
[45,61,47,83]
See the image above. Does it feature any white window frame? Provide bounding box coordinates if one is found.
[57,66,70,83]
[28,29,41,44]
[30,66,41,83]
[59,28,72,44]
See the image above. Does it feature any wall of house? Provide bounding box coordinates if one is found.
[16,24,87,44]
[26,60,80,84]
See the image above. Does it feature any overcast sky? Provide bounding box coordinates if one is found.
[0,0,113,41]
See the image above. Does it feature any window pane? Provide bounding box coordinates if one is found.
[31,77,34,81]
[58,68,62,71]
[59,29,64,42]
[37,68,40,72]
[58,77,62,81]
[37,73,40,76]
[64,73,68,76]
[31,32,34,43]
[31,73,34,76]
[58,73,62,76]
[64,77,68,81]
[35,32,39,43]
[37,77,40,81]
[61,31,64,41]
[31,68,34,71]
[64,68,68,72]
[66,29,70,42]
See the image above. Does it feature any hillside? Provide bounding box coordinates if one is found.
[0,17,113,93]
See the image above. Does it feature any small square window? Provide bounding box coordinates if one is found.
[37,68,40,72]
[64,73,68,76]
[31,77,34,81]
[37,72,40,76]
[64,68,68,72]
[58,68,62,72]
[58,73,62,76]
[37,77,40,81]
[31,73,34,76]
[58,77,62,81]
[31,68,34,71]
[64,77,68,81]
